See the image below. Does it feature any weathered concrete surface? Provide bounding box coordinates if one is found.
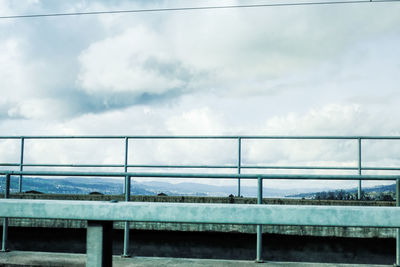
[1,194,396,238]
[3,219,396,238]
[0,251,393,267]
[3,227,395,264]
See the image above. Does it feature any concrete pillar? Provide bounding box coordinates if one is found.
[86,221,113,267]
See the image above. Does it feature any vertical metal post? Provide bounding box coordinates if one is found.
[19,137,24,193]
[122,137,130,258]
[87,220,113,267]
[123,137,129,192]
[122,176,131,258]
[357,138,362,200]
[256,176,263,263]
[237,137,241,197]
[1,218,8,253]
[124,176,131,202]
[396,178,400,266]
[1,174,10,252]
[4,174,10,199]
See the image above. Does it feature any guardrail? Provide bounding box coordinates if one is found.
[2,135,400,198]
[1,171,400,266]
[1,198,400,266]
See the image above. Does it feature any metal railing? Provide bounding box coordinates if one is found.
[2,135,400,198]
[1,135,400,263]
[1,170,400,265]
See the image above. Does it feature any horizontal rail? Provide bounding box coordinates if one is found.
[0,163,235,169]
[1,199,400,227]
[2,135,400,139]
[0,163,125,168]
[242,165,357,170]
[127,164,235,169]
[0,163,19,167]
[3,163,400,171]
[1,170,399,180]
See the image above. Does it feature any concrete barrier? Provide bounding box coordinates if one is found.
[1,194,395,238]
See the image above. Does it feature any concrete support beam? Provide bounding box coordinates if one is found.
[87,221,113,267]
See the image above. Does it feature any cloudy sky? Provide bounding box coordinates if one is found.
[1,0,400,191]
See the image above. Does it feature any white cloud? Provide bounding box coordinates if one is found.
[0,39,35,101]
[165,107,224,135]
[7,98,70,120]
[78,26,190,95]
[263,104,365,135]
[23,138,125,165]
[240,104,400,171]
[0,139,20,164]
[75,1,400,102]
[0,38,71,120]
[0,0,12,20]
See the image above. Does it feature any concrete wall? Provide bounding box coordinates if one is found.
[1,194,396,238]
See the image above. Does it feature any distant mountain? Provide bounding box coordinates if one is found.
[137,180,320,197]
[0,176,321,197]
[286,183,396,198]
[0,176,152,195]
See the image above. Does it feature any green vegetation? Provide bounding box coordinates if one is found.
[313,190,395,201]
[287,183,396,201]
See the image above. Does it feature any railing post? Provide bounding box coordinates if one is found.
[1,174,10,252]
[256,176,263,263]
[357,138,362,200]
[123,137,129,191]
[19,137,24,193]
[396,178,400,267]
[122,175,131,258]
[237,137,241,197]
[122,137,131,258]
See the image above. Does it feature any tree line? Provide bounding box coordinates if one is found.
[313,190,394,201]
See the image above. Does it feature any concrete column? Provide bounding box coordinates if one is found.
[87,221,113,267]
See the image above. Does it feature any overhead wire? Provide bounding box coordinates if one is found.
[0,0,399,19]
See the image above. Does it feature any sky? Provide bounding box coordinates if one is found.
[1,0,400,191]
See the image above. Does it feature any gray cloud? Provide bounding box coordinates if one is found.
[75,88,185,114]
[1,0,399,121]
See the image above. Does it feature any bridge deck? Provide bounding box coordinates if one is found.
[0,251,393,267]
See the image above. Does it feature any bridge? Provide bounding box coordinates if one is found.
[1,135,400,266]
